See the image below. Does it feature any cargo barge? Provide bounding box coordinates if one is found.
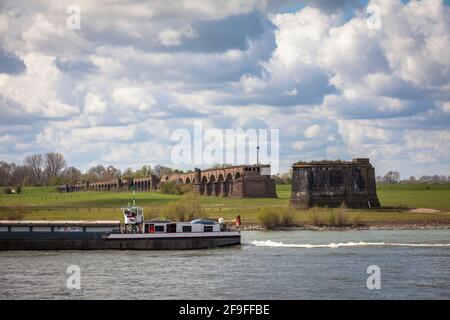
[0,204,241,250]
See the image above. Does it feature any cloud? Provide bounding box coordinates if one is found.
[0,48,26,74]
[0,53,79,123]
[158,26,197,47]
[304,124,322,138]
[112,87,156,112]
[84,93,106,114]
[0,0,449,178]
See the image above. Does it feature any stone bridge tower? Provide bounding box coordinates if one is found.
[290,158,380,208]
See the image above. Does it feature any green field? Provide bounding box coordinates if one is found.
[1,184,450,226]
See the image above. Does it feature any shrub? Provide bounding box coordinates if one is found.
[351,214,364,227]
[257,208,280,229]
[177,183,192,195]
[328,211,337,226]
[1,205,28,220]
[143,207,163,220]
[164,202,187,221]
[3,187,12,194]
[159,181,192,195]
[335,207,350,226]
[309,210,324,226]
[326,205,351,227]
[16,186,22,194]
[163,191,204,222]
[159,181,177,194]
[5,211,26,220]
[280,208,296,226]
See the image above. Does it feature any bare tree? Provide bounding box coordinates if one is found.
[102,165,121,180]
[24,154,44,185]
[61,166,82,184]
[154,165,173,178]
[44,152,66,183]
[122,167,135,179]
[10,165,32,186]
[134,165,154,178]
[383,171,400,184]
[0,161,15,186]
[87,165,106,182]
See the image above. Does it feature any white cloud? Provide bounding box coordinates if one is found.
[0,53,79,119]
[112,87,156,111]
[337,120,392,145]
[84,93,106,114]
[158,26,197,47]
[304,124,321,138]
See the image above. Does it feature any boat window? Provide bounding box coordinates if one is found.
[182,225,192,232]
[155,225,165,232]
[166,223,177,233]
[204,225,213,232]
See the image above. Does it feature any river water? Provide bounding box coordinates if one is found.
[0,230,449,299]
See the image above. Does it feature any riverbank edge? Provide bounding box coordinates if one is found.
[240,223,450,231]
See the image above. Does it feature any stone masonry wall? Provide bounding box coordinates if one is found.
[290,158,380,208]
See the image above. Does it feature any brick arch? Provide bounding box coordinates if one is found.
[207,175,216,196]
[200,175,208,195]
[223,173,233,197]
[216,174,224,196]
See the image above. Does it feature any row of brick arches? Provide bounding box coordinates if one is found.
[57,176,158,193]
[177,172,241,197]
[164,165,275,198]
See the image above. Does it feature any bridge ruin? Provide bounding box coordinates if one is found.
[56,175,159,193]
[163,164,277,198]
[290,158,380,208]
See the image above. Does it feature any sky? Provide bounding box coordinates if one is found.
[0,0,449,178]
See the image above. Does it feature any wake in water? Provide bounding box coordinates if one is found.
[250,240,450,249]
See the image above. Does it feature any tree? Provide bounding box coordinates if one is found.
[383,171,400,184]
[0,161,15,186]
[102,165,121,181]
[135,165,154,178]
[24,154,44,185]
[61,167,82,184]
[10,165,32,186]
[87,165,106,182]
[44,152,66,183]
[211,163,233,169]
[154,165,173,178]
[122,167,135,179]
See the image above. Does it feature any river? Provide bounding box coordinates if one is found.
[0,230,449,299]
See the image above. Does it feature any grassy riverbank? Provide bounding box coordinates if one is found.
[1,184,450,227]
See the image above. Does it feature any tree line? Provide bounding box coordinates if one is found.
[0,153,187,187]
[376,171,450,184]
